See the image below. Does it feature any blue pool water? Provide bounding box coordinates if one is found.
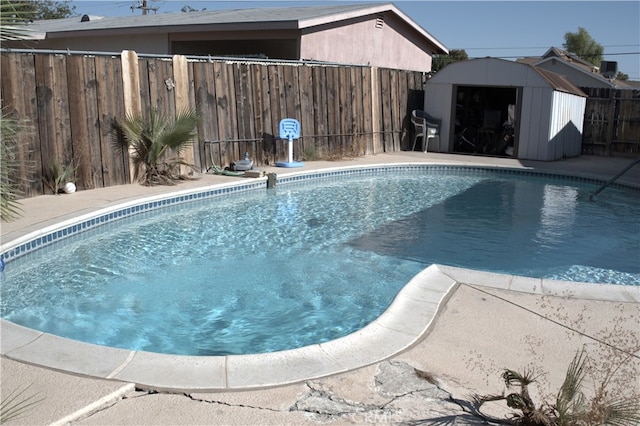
[1,168,639,356]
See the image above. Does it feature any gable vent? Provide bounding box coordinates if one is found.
[375,15,384,29]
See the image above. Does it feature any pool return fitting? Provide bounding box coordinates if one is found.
[266,173,277,188]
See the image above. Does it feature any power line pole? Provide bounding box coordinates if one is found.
[131,0,158,15]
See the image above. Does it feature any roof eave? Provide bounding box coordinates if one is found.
[42,20,301,39]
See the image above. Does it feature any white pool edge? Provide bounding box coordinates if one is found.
[2,264,637,392]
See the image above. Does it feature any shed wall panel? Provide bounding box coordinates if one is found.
[423,82,452,151]
[511,86,553,160]
[549,91,586,159]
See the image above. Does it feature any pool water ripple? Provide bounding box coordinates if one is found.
[1,169,638,356]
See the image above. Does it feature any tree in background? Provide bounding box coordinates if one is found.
[563,27,604,67]
[616,71,629,81]
[430,49,468,74]
[33,0,74,19]
[1,0,74,20]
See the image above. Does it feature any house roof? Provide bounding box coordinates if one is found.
[516,47,600,74]
[542,47,598,71]
[516,47,627,88]
[23,3,448,54]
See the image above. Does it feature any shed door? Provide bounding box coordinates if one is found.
[451,85,520,157]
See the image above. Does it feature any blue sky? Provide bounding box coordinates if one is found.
[70,1,640,80]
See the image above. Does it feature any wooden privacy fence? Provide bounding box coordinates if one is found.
[0,50,425,197]
[581,87,640,156]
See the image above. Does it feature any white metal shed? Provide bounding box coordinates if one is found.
[423,57,587,161]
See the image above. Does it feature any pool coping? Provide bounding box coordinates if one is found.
[2,264,638,392]
[2,162,639,392]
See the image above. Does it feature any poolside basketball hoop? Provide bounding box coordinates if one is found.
[275,118,303,168]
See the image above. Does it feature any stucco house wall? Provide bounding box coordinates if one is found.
[300,12,433,71]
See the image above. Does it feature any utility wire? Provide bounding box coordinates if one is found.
[460,44,639,50]
[471,52,640,60]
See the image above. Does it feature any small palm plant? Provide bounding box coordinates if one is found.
[114,108,199,186]
[0,0,35,42]
[475,349,640,425]
[1,2,36,220]
[43,161,76,194]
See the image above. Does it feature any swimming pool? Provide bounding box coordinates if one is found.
[1,165,638,357]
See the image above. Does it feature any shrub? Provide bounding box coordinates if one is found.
[114,108,199,186]
[0,113,23,221]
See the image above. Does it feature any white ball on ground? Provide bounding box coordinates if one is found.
[63,182,76,193]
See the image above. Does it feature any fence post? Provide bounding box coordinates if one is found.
[121,50,142,183]
[370,67,381,153]
[172,54,195,175]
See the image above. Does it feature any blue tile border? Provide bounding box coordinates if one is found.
[275,164,640,189]
[1,164,637,267]
[0,181,264,265]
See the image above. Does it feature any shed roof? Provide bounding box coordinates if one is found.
[533,67,588,97]
[429,57,587,97]
[23,3,448,54]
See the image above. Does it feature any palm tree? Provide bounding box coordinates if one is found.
[0,1,34,41]
[0,1,34,221]
[0,112,24,221]
[114,108,199,186]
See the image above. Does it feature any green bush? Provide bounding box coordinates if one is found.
[114,108,199,186]
[0,113,23,221]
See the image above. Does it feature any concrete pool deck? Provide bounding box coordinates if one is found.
[1,152,639,424]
